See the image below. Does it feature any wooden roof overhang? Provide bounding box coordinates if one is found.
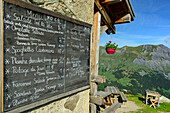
[94,0,135,34]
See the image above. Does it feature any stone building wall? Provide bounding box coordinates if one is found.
[23,0,94,24]
[20,0,94,113]
[27,90,90,113]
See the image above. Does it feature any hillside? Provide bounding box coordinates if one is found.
[98,44,170,98]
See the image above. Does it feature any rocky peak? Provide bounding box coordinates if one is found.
[132,45,170,72]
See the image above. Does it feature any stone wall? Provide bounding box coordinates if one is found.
[22,0,94,24]
[27,90,90,113]
[20,0,93,113]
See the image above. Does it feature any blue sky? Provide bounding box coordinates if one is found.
[100,0,170,48]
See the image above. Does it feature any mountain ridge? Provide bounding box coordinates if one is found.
[98,44,170,98]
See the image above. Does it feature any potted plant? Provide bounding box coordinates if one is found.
[105,41,118,54]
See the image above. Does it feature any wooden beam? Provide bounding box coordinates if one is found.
[90,82,98,96]
[95,12,101,76]
[96,91,111,98]
[125,0,135,20]
[100,25,108,36]
[103,103,122,113]
[90,12,101,113]
[0,0,4,112]
[101,0,122,5]
[90,96,104,106]
[90,12,101,77]
[115,14,131,24]
[89,103,97,113]
[91,75,106,83]
[94,0,115,34]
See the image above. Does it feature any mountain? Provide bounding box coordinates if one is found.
[98,44,170,98]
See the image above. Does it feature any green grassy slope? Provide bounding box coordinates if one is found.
[126,94,170,113]
[98,45,170,98]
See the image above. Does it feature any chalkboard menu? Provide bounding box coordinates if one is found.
[3,0,91,111]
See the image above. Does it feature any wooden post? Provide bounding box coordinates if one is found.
[0,0,4,113]
[100,25,108,36]
[90,11,101,76]
[90,11,101,95]
[90,11,101,113]
[145,94,148,105]
[94,12,101,76]
[157,96,160,107]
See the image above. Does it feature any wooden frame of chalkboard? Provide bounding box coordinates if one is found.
[1,0,91,112]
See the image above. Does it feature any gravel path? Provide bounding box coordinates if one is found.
[115,101,142,113]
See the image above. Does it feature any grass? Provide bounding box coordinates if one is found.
[119,77,132,87]
[126,94,170,113]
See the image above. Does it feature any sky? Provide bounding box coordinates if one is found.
[100,0,170,48]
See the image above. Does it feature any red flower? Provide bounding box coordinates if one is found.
[116,44,118,46]
[109,41,111,43]
[114,43,116,44]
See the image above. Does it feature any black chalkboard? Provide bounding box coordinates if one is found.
[3,0,91,111]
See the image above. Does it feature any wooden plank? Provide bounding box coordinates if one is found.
[90,96,104,106]
[90,82,98,96]
[103,102,122,113]
[0,0,4,113]
[94,12,101,76]
[145,94,148,105]
[115,14,131,24]
[145,90,161,97]
[105,86,120,94]
[94,0,115,34]
[124,0,135,20]
[120,92,128,102]
[90,12,99,77]
[157,97,160,107]
[91,75,106,83]
[96,91,111,98]
[89,103,96,113]
[100,25,108,36]
[89,12,101,113]
[101,0,122,5]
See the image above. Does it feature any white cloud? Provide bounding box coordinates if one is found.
[164,38,170,43]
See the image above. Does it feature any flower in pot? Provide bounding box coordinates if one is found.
[105,41,118,54]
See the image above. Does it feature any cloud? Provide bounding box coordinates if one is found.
[164,38,170,43]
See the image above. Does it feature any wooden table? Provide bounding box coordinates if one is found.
[105,86,128,103]
[145,90,161,108]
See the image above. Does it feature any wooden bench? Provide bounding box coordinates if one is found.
[105,86,120,94]
[105,86,128,103]
[90,87,126,113]
[103,102,122,113]
[145,90,161,108]
[120,92,128,102]
[90,91,112,106]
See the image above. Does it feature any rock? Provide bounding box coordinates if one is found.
[139,70,146,76]
[64,94,79,111]
[159,96,170,103]
[132,56,146,65]
[143,45,152,51]
[106,65,110,71]
[132,45,170,72]
[121,47,127,53]
[101,49,106,55]
[123,89,128,93]
[168,73,170,80]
